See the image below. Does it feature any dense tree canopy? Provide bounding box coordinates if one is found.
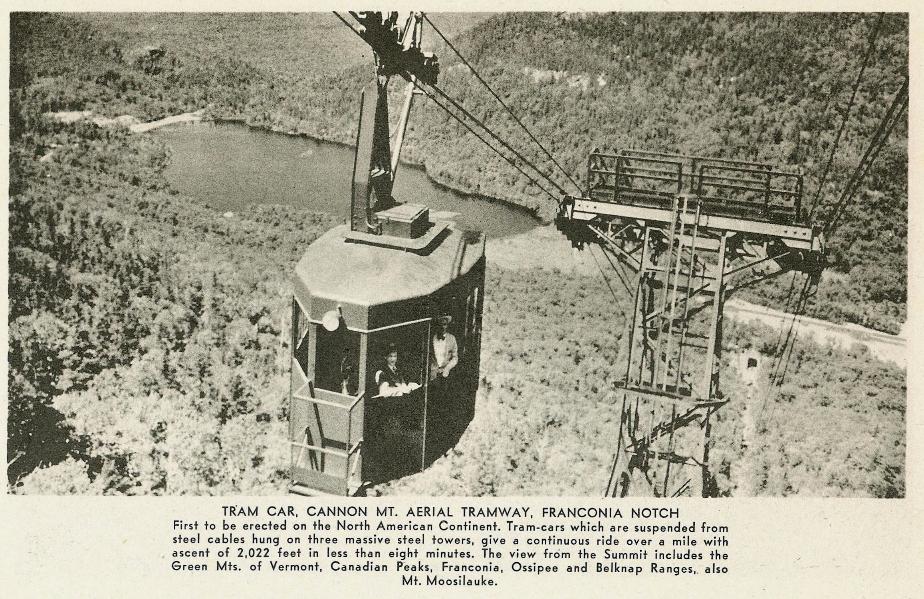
[58,12,908,331]
[8,13,906,497]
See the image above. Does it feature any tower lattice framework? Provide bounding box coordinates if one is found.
[556,149,825,497]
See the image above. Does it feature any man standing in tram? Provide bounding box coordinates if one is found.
[429,315,458,397]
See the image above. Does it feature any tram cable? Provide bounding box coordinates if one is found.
[423,12,583,196]
[589,245,629,318]
[769,277,812,387]
[424,80,571,197]
[763,282,816,427]
[759,71,906,424]
[824,74,908,237]
[598,245,634,297]
[332,11,364,40]
[411,81,562,202]
[769,275,806,378]
[761,272,800,388]
[757,275,814,425]
[763,26,907,423]
[334,11,570,202]
[808,13,884,219]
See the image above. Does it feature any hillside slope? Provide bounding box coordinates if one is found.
[78,12,907,334]
[298,13,909,333]
[8,13,906,497]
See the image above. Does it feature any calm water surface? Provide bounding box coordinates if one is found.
[155,122,538,239]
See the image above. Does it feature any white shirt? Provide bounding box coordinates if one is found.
[433,336,449,367]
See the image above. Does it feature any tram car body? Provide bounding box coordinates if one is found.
[288,206,485,496]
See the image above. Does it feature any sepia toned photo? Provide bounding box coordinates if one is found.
[7,10,908,500]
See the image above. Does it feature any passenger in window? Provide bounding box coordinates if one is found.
[340,348,357,396]
[429,315,458,384]
[375,344,420,397]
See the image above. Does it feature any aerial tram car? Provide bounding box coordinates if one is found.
[288,12,485,496]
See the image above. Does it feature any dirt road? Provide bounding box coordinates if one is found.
[487,226,905,368]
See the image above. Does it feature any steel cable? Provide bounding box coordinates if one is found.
[333,11,569,202]
[423,12,583,195]
[412,81,561,202]
[824,75,908,237]
[809,13,884,219]
[426,81,570,197]
[757,276,813,425]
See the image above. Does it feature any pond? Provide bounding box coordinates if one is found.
[155,121,539,239]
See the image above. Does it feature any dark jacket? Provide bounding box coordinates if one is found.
[376,365,407,389]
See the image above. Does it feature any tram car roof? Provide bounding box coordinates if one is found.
[293,222,485,331]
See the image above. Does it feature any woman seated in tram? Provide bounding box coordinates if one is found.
[375,344,420,397]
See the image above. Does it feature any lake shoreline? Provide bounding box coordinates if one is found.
[209,115,546,224]
[130,109,204,133]
[150,114,907,340]
[151,115,540,239]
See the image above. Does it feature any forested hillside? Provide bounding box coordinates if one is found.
[8,13,906,497]
[78,12,908,334]
[9,91,336,492]
[277,13,909,334]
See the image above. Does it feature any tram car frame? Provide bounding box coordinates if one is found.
[288,213,485,496]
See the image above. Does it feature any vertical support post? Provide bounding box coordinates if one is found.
[702,232,728,400]
[351,79,394,233]
[606,392,628,497]
[613,156,621,203]
[421,320,431,472]
[688,159,698,193]
[662,403,677,497]
[350,90,366,232]
[587,151,594,197]
[391,79,418,177]
[764,167,772,218]
[307,324,318,387]
[674,160,683,195]
[652,196,679,389]
[344,400,353,492]
[699,231,728,497]
[662,196,689,391]
[358,334,368,398]
[357,333,368,481]
[701,406,714,498]
[674,203,701,393]
[625,225,651,388]
[288,301,301,484]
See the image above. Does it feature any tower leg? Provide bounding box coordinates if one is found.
[698,233,728,498]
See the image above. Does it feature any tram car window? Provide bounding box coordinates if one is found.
[314,325,361,395]
[291,300,311,379]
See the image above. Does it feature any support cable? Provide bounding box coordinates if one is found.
[423,12,583,195]
[760,283,816,429]
[759,76,906,424]
[333,11,568,201]
[332,11,364,38]
[769,278,812,387]
[824,75,908,236]
[589,245,628,315]
[763,272,801,388]
[757,276,813,424]
[599,245,634,297]
[808,13,884,219]
[412,82,561,202]
[426,81,570,197]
